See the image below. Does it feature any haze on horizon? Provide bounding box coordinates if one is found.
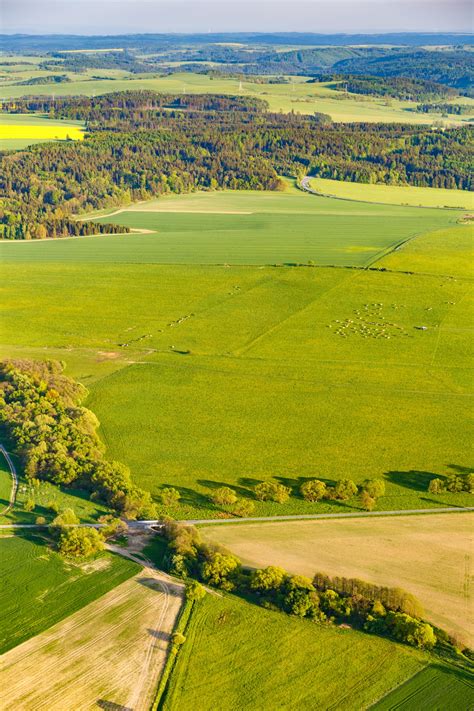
[1,0,471,36]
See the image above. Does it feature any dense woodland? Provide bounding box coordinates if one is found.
[0,360,157,519]
[1,92,472,240]
[328,76,457,101]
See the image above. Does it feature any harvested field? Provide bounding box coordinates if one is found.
[0,568,184,711]
[202,513,474,645]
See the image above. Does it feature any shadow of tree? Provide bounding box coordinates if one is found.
[147,628,170,642]
[137,577,183,598]
[161,484,209,509]
[197,479,251,499]
[385,469,442,492]
[96,702,132,711]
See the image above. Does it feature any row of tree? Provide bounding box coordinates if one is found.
[428,472,473,494]
[161,521,444,651]
[0,359,157,519]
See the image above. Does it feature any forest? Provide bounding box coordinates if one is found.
[0,359,156,519]
[1,91,472,239]
[328,76,457,101]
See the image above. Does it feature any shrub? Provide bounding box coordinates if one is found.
[211,486,238,507]
[231,498,255,517]
[24,496,35,512]
[160,487,181,507]
[361,479,385,499]
[360,490,376,511]
[185,580,206,601]
[251,566,287,593]
[254,481,291,503]
[35,515,47,525]
[333,479,358,500]
[300,479,327,502]
[50,507,79,534]
[200,551,241,591]
[57,527,104,559]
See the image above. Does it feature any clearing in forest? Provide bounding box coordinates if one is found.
[202,512,474,645]
[0,569,184,711]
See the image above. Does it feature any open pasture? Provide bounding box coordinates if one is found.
[0,189,471,519]
[309,177,474,210]
[0,569,183,711]
[0,70,468,124]
[162,593,427,711]
[0,534,139,653]
[202,513,474,645]
[373,665,474,710]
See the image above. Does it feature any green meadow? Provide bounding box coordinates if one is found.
[309,177,474,210]
[373,665,474,710]
[0,188,472,519]
[0,449,13,512]
[0,534,139,653]
[0,69,470,125]
[161,594,427,711]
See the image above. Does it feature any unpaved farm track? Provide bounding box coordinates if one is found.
[0,567,184,711]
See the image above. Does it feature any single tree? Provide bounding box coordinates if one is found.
[212,486,238,507]
[334,479,358,501]
[300,479,327,502]
[360,490,376,511]
[185,580,206,601]
[161,487,181,507]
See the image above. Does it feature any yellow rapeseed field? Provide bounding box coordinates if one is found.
[0,125,84,141]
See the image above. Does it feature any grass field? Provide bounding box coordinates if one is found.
[202,513,473,645]
[0,189,471,519]
[161,593,428,711]
[0,113,85,150]
[0,449,13,513]
[0,568,183,711]
[1,187,459,266]
[309,178,474,210]
[0,533,139,653]
[373,665,474,710]
[0,70,470,125]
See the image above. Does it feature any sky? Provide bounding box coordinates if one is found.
[1,0,471,35]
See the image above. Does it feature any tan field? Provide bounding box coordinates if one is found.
[203,513,473,646]
[0,568,183,711]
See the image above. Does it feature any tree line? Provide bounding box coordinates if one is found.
[1,92,472,240]
[0,359,157,519]
[160,520,467,655]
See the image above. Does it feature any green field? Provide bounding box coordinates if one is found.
[0,533,139,653]
[1,187,459,266]
[0,70,471,125]
[0,449,13,512]
[161,594,428,711]
[373,665,474,710]
[309,177,474,210]
[0,188,471,519]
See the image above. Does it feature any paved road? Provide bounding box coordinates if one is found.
[131,506,474,528]
[1,506,472,531]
